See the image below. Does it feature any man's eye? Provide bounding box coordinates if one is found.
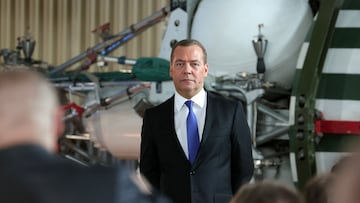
[175,62,184,67]
[192,62,200,67]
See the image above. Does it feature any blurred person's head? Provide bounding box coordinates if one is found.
[230,180,303,203]
[170,39,208,99]
[331,153,360,203]
[331,155,351,174]
[303,173,334,203]
[0,69,63,152]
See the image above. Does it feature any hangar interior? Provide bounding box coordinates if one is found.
[1,0,360,190]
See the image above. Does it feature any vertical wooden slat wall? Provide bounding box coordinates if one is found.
[0,0,168,72]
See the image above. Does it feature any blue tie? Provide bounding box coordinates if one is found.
[185,100,200,165]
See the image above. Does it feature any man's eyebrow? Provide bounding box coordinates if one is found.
[174,59,200,62]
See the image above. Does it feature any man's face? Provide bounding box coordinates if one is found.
[170,45,208,99]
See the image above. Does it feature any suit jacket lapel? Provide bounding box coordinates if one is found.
[200,92,215,148]
[192,92,216,168]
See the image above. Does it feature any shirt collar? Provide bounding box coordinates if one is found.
[174,88,206,112]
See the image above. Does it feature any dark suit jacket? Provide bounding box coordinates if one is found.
[140,91,254,203]
[0,144,171,203]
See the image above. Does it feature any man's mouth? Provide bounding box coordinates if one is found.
[181,78,193,82]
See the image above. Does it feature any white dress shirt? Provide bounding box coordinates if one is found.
[174,88,207,159]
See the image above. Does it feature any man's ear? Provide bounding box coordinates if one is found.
[169,66,173,78]
[204,63,209,77]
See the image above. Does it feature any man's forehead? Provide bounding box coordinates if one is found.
[175,45,202,52]
[174,49,203,58]
[174,59,200,62]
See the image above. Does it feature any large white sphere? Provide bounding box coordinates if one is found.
[191,0,313,89]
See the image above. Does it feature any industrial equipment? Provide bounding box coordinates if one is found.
[2,0,360,189]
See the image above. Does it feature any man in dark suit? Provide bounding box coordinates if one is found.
[0,69,170,203]
[140,39,254,203]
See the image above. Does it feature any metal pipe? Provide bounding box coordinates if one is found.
[63,141,90,159]
[246,104,254,144]
[99,56,137,65]
[212,84,264,104]
[256,126,289,145]
[100,6,170,56]
[212,85,247,99]
[103,84,150,105]
[83,83,150,117]
[64,155,88,166]
[257,102,289,125]
[247,102,258,147]
[49,6,170,75]
[52,81,143,90]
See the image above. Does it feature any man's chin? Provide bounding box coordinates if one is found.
[179,85,194,91]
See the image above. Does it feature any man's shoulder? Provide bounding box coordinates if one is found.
[207,90,240,106]
[145,96,173,114]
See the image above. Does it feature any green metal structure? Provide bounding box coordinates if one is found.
[289,0,344,190]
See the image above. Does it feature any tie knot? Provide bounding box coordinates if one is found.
[185,100,193,109]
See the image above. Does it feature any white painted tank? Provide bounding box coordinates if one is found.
[191,0,313,89]
[85,100,142,160]
[84,86,146,160]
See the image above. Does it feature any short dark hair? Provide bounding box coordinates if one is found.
[231,180,303,203]
[304,173,334,203]
[170,39,207,64]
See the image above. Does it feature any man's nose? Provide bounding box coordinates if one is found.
[183,63,192,74]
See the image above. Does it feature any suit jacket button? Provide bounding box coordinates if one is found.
[190,171,195,175]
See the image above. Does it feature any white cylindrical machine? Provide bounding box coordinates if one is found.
[191,0,313,89]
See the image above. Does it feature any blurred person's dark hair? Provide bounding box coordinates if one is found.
[303,173,334,203]
[230,180,303,203]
